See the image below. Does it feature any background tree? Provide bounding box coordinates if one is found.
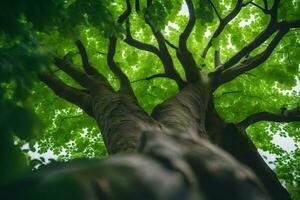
[0,0,299,199]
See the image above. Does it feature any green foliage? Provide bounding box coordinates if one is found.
[0,0,299,198]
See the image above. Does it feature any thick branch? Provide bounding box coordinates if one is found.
[177,0,199,83]
[205,101,291,200]
[179,0,196,49]
[107,37,134,94]
[39,73,93,116]
[238,107,300,128]
[118,0,132,23]
[201,0,244,59]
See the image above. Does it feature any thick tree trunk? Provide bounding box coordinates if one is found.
[35,34,292,199]
[205,101,291,200]
[83,81,284,199]
[36,60,293,200]
[34,67,294,200]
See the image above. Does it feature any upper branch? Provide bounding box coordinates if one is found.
[249,2,270,14]
[216,27,288,86]
[135,0,140,12]
[54,57,93,89]
[213,20,300,87]
[108,37,134,94]
[179,0,196,48]
[201,0,244,59]
[124,20,161,55]
[238,107,300,128]
[177,0,199,83]
[220,0,281,70]
[120,0,157,55]
[39,72,93,116]
[75,40,102,76]
[143,2,185,88]
[263,0,268,10]
[122,0,185,89]
[118,0,132,23]
[131,73,169,83]
[208,0,222,20]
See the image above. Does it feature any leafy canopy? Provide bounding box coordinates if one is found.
[0,0,299,198]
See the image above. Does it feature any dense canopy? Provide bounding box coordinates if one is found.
[0,0,299,199]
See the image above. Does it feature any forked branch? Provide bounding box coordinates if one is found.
[75,40,103,76]
[123,0,185,88]
[216,28,288,86]
[201,0,244,59]
[214,20,300,87]
[220,0,281,70]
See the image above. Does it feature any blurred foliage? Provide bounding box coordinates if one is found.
[0,0,299,198]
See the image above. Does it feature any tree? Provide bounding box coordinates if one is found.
[0,0,299,199]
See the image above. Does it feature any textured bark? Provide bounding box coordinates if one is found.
[34,5,298,195]
[92,89,156,154]
[151,83,209,139]
[205,101,291,200]
[37,68,293,199]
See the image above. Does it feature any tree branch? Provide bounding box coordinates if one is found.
[124,20,161,55]
[201,0,244,59]
[121,0,185,89]
[165,39,178,50]
[208,0,222,20]
[75,40,102,76]
[118,0,132,23]
[143,3,185,89]
[54,57,93,89]
[108,37,134,94]
[219,0,281,69]
[249,2,270,14]
[238,107,300,128]
[212,18,300,87]
[216,27,288,87]
[263,0,268,10]
[39,73,93,116]
[131,73,169,83]
[177,0,199,83]
[179,0,196,48]
[135,0,140,12]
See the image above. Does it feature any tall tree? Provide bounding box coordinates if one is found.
[0,0,299,199]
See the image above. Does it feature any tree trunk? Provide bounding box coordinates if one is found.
[16,74,292,200]
[32,34,292,199]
